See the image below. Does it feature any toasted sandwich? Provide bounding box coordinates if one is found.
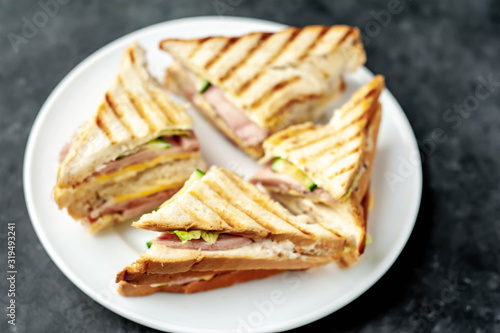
[251,76,384,266]
[54,43,206,233]
[116,166,348,294]
[160,25,366,158]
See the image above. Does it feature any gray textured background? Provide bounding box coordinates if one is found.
[1,0,499,332]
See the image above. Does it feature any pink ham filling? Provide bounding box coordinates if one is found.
[250,163,337,205]
[155,232,252,251]
[92,133,199,177]
[59,133,199,177]
[202,86,269,147]
[88,185,182,222]
[59,131,78,163]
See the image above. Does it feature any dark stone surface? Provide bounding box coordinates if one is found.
[1,0,499,332]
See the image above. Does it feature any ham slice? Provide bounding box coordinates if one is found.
[59,131,78,163]
[250,164,337,205]
[201,86,269,147]
[92,134,199,177]
[89,186,182,221]
[155,232,252,251]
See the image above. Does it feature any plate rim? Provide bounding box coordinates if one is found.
[23,16,422,333]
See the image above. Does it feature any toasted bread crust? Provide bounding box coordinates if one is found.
[117,270,283,296]
[261,76,384,200]
[118,252,329,276]
[333,189,371,268]
[352,103,381,205]
[160,25,365,132]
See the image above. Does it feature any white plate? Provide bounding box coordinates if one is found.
[24,16,422,333]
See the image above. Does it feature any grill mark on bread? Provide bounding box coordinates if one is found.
[264,93,321,124]
[336,28,355,49]
[204,37,238,71]
[125,61,172,127]
[277,95,368,152]
[177,199,219,230]
[202,178,278,233]
[249,76,301,109]
[301,132,363,164]
[209,170,307,235]
[105,92,136,139]
[316,145,362,172]
[235,29,300,96]
[95,111,116,144]
[189,187,236,229]
[140,81,175,125]
[188,37,210,58]
[318,224,344,239]
[127,59,175,126]
[128,48,135,63]
[328,162,357,181]
[219,169,311,238]
[119,75,157,132]
[282,127,335,152]
[324,28,356,59]
[333,112,369,134]
[298,26,329,61]
[218,33,271,83]
[266,28,301,66]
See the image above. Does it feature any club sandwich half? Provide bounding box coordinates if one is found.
[116,166,348,295]
[160,25,366,158]
[252,76,384,267]
[54,43,206,233]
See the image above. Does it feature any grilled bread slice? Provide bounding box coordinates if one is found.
[161,25,365,157]
[117,270,283,296]
[56,42,193,189]
[54,42,206,232]
[260,75,384,204]
[117,167,346,278]
[133,167,344,248]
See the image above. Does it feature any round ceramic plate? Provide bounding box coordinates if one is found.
[24,16,422,333]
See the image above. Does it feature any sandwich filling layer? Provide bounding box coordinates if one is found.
[182,68,269,147]
[88,185,183,222]
[251,158,368,205]
[151,230,331,259]
[89,132,199,181]
[60,132,203,225]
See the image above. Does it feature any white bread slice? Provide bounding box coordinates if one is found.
[261,75,384,201]
[56,42,192,189]
[160,25,365,137]
[133,166,345,249]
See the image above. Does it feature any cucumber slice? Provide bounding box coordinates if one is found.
[196,77,211,93]
[340,172,361,202]
[157,169,205,210]
[271,158,317,191]
[146,137,171,149]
